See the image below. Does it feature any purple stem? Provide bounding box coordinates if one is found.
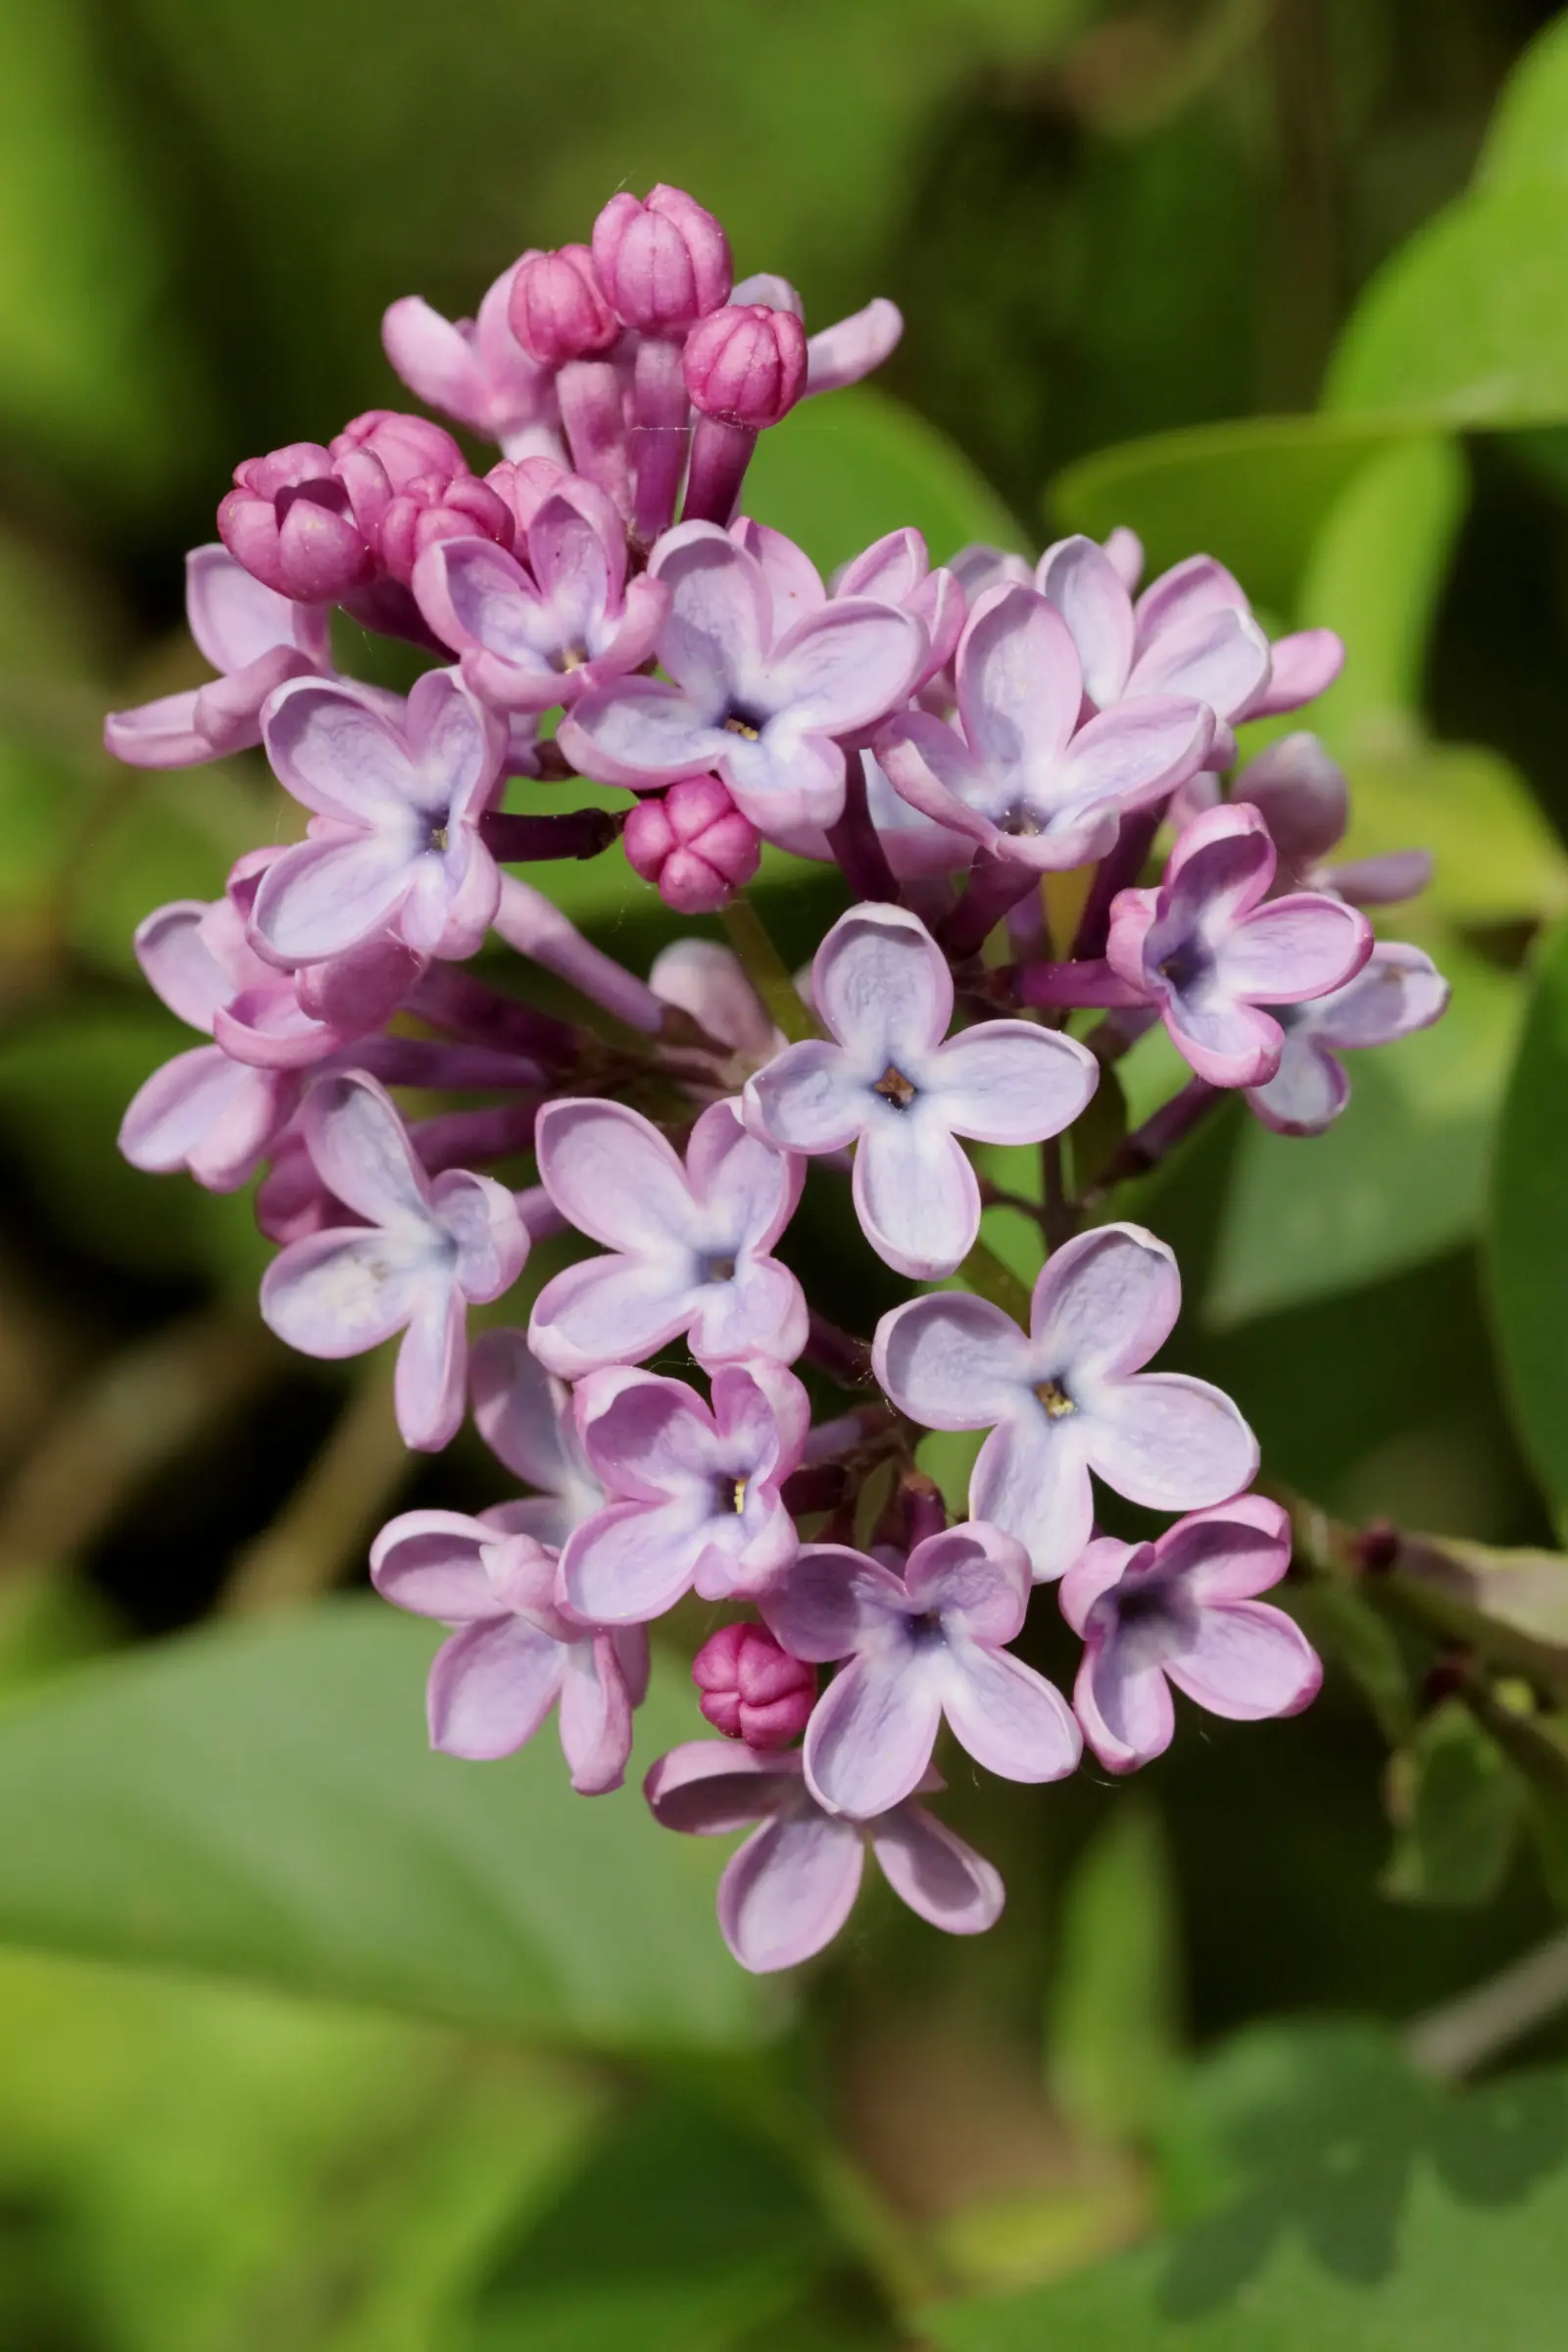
[681,415,757,526]
[937,852,1037,960]
[480,808,622,863]
[409,965,578,1064]
[410,1098,543,1174]
[805,1310,874,1392]
[631,337,692,545]
[493,873,663,1033]
[901,1476,949,1551]
[1017,957,1149,1010]
[1095,1074,1219,1191]
[516,1185,569,1243]
[354,1037,544,1091]
[802,1402,896,1465]
[780,1462,853,1516]
[825,752,900,906]
[557,357,633,514]
[1071,804,1164,960]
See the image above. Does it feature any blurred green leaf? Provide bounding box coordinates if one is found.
[745,385,1025,577]
[1338,742,1568,928]
[67,763,274,978]
[1383,1699,1523,1908]
[925,2025,1568,2349]
[1293,1581,1414,1747]
[1488,921,1568,1523]
[1047,1802,1182,2149]
[1206,944,1520,1327]
[0,1600,768,2051]
[1387,1536,1568,1693]
[1478,15,1568,189]
[1050,416,1404,615]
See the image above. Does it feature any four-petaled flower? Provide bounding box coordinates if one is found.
[529,1097,806,1377]
[1106,802,1373,1089]
[875,583,1214,872]
[260,1071,528,1449]
[1059,1494,1321,1772]
[253,668,507,966]
[560,1363,808,1622]
[762,1521,1081,1818]
[371,1506,645,1789]
[873,1223,1258,1583]
[645,1742,1003,1974]
[559,519,928,833]
[743,903,1098,1279]
[1245,942,1450,1135]
[468,1324,604,1546]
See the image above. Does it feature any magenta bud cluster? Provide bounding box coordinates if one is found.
[105,173,1448,1977]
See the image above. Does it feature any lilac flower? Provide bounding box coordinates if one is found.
[381,259,563,458]
[558,521,927,834]
[467,1325,603,1546]
[1060,1494,1322,1772]
[833,528,965,693]
[875,584,1214,872]
[762,1521,1081,1817]
[873,1223,1258,1583]
[646,1742,1003,1973]
[413,469,668,713]
[648,939,780,1063]
[529,1097,806,1378]
[559,1363,808,1621]
[370,1507,646,1789]
[104,546,330,769]
[743,904,1098,1279]
[1106,802,1373,1089]
[692,1622,815,1749]
[1034,536,1343,726]
[260,1072,528,1449]
[251,669,507,966]
[1247,942,1450,1135]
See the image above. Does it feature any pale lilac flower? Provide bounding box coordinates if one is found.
[1235,732,1434,907]
[381,259,563,458]
[529,1097,806,1378]
[559,1362,809,1621]
[762,1521,1081,1817]
[875,585,1213,872]
[468,1325,603,1546]
[252,669,507,966]
[413,472,668,713]
[693,1622,815,1749]
[873,1223,1258,1583]
[559,521,927,834]
[370,1507,645,1788]
[646,1742,1003,1973]
[743,904,1098,1280]
[1106,802,1373,1089]
[104,546,330,769]
[623,775,761,913]
[1060,1494,1321,1772]
[260,1071,528,1449]
[1246,942,1450,1135]
[1034,537,1342,726]
[861,752,976,882]
[649,939,780,1063]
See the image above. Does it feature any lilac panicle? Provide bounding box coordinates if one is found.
[646,1742,1004,1973]
[1060,1494,1321,1771]
[743,902,1098,1278]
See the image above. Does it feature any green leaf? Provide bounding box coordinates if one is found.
[1292,1581,1414,1747]
[924,2026,1568,2350]
[1047,1801,1182,2148]
[1488,921,1568,1523]
[744,385,1025,577]
[1050,415,1407,617]
[1477,16,1568,191]
[1206,943,1520,1326]
[1386,1536,1568,1693]
[0,1600,767,2052]
[1337,741,1568,929]
[1383,1699,1523,1908]
[66,763,274,979]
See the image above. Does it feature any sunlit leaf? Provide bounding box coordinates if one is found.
[1047,1801,1183,2149]
[1383,1699,1522,1908]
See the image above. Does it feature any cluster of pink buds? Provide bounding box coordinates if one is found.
[107,181,1448,1975]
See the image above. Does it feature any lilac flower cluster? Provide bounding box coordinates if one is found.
[109,182,1446,1975]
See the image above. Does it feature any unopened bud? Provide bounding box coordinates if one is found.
[330,410,466,492]
[624,776,761,914]
[592,184,732,332]
[693,1621,814,1749]
[683,303,808,428]
[509,244,618,367]
[218,444,375,603]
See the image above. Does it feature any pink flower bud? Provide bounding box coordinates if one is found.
[693,1621,815,1750]
[624,775,761,913]
[218,443,375,603]
[372,468,514,586]
[683,304,808,428]
[591,184,732,332]
[330,409,466,491]
[509,244,618,367]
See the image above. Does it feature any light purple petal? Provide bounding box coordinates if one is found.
[1127,606,1271,720]
[1245,1034,1349,1135]
[649,940,776,1058]
[187,543,323,671]
[941,1644,1082,1783]
[381,296,489,431]
[576,1369,721,1501]
[805,1654,943,1818]
[528,1254,699,1381]
[1328,850,1434,906]
[560,1495,706,1621]
[263,678,420,826]
[1301,942,1448,1050]
[768,601,925,736]
[929,1020,1098,1146]
[805,297,903,393]
[872,1292,1032,1430]
[430,1168,528,1301]
[812,903,954,1065]
[719,727,848,833]
[905,1521,1030,1642]
[1057,1537,1139,1637]
[731,520,825,626]
[1056,695,1213,811]
[395,1285,467,1451]
[427,1615,564,1759]
[303,1071,430,1225]
[1035,534,1134,708]
[854,1113,979,1279]
[469,1325,586,1494]
[1076,1643,1175,1772]
[1165,1600,1322,1721]
[687,1099,802,1253]
[688,1253,808,1371]
[1157,1494,1292,1604]
[745,1039,867,1153]
[535,1099,698,1253]
[260,1230,434,1359]
[104,689,212,768]
[868,1804,1004,1935]
[133,902,230,1032]
[1244,626,1344,717]
[644,1739,792,1835]
[969,1412,1095,1586]
[761,1544,910,1662]
[1220,895,1371,1004]
[559,678,728,788]
[874,713,999,851]
[652,524,771,709]
[250,833,415,965]
[957,584,1082,768]
[369,1508,503,1621]
[1031,1222,1181,1381]
[557,1635,635,1792]
[717,1807,864,1973]
[1083,1372,1259,1513]
[1164,988,1284,1090]
[119,1048,289,1189]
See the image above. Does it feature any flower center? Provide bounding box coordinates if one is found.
[428,821,450,853]
[1034,1377,1075,1418]
[1000,803,1043,838]
[872,1064,917,1111]
[1155,939,1209,993]
[731,1476,749,1514]
[722,706,764,741]
[702,1251,737,1283]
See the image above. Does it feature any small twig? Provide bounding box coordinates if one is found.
[720,895,817,1044]
[1404,1928,1568,2081]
